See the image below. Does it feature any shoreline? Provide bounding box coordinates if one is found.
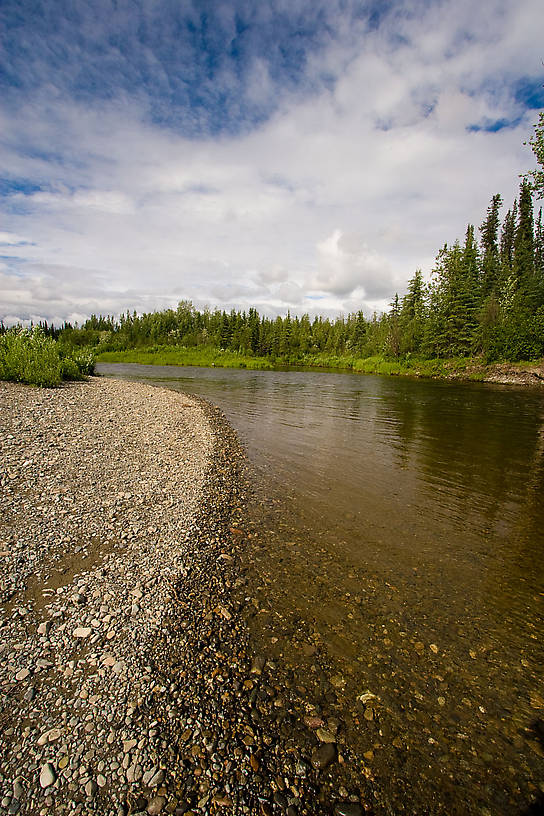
[95,350,544,388]
[0,378,356,816]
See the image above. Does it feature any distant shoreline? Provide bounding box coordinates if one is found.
[96,347,544,387]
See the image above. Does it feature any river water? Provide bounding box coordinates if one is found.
[97,363,544,814]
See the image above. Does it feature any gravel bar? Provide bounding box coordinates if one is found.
[0,378,360,816]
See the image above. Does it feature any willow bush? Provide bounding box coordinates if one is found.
[0,327,95,387]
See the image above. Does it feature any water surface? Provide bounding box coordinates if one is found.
[98,363,544,814]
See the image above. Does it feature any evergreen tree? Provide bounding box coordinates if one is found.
[500,201,517,279]
[219,312,232,348]
[513,180,535,288]
[479,193,502,297]
[535,208,544,307]
[400,268,425,353]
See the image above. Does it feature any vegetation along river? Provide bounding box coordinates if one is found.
[98,362,544,815]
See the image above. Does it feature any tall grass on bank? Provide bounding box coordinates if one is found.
[97,345,275,369]
[0,327,95,387]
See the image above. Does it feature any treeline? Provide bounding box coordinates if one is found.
[17,179,544,365]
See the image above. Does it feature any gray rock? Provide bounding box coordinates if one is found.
[148,769,164,788]
[39,762,57,788]
[12,780,24,800]
[85,779,98,798]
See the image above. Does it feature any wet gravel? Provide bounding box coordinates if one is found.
[0,378,367,816]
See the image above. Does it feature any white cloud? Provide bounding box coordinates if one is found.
[311,230,396,298]
[0,232,31,246]
[1,0,542,324]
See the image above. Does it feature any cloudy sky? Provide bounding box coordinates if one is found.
[1,0,543,325]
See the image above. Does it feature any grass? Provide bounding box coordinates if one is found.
[0,328,96,387]
[97,345,275,369]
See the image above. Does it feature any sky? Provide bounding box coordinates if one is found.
[1,0,543,326]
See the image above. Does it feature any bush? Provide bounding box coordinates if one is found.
[484,308,544,362]
[0,327,96,387]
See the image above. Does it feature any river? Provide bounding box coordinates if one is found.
[97,362,544,815]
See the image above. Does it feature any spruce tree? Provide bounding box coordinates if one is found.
[500,201,517,279]
[534,208,544,307]
[401,269,425,353]
[479,194,502,296]
[513,180,535,283]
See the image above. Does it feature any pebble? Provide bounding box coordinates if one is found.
[146,795,166,815]
[15,669,30,681]
[316,728,336,743]
[39,763,57,789]
[311,743,336,770]
[334,804,364,816]
[73,627,92,639]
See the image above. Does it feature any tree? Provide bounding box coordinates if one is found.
[513,180,535,305]
[534,208,544,307]
[525,109,544,200]
[400,269,425,353]
[424,231,480,357]
[500,201,517,277]
[479,193,502,297]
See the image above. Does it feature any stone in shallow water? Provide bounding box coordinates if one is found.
[148,769,164,788]
[85,780,98,798]
[12,780,24,800]
[311,743,336,770]
[334,804,364,816]
[316,728,336,743]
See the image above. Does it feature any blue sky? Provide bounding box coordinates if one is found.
[1,0,543,324]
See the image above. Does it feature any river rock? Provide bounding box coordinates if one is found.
[73,627,92,638]
[316,728,336,743]
[334,804,364,816]
[147,795,167,815]
[15,669,30,681]
[311,743,336,770]
[39,763,57,788]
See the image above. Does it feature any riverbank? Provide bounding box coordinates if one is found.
[0,378,368,816]
[96,348,544,386]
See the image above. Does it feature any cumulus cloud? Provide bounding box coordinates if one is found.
[311,230,396,298]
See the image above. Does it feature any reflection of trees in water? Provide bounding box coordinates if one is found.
[374,381,544,541]
[374,378,544,656]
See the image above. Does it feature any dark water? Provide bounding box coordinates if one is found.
[98,363,544,813]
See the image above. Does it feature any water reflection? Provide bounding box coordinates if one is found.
[97,363,544,593]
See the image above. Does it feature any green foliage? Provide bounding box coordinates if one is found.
[97,345,275,370]
[483,307,544,362]
[0,327,95,387]
[0,327,62,386]
[525,109,544,200]
[480,194,502,297]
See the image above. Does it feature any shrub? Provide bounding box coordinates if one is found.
[0,327,96,387]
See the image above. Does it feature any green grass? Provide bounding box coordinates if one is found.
[97,345,275,370]
[0,328,96,387]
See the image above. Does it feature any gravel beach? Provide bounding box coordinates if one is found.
[0,378,361,816]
